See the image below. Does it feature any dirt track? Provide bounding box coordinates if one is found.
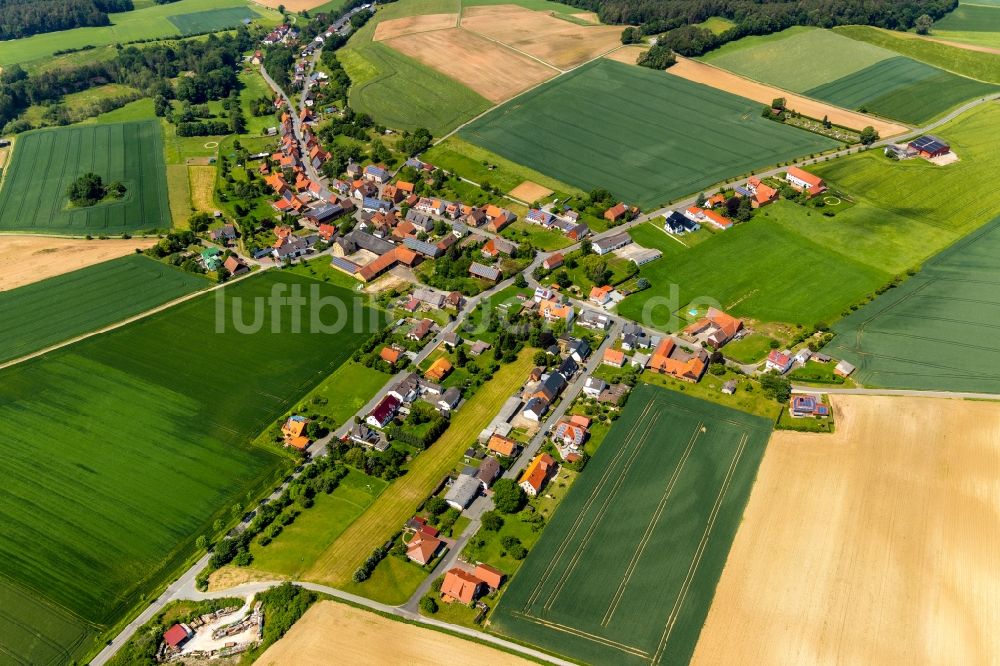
[373,13,459,41]
[694,395,1000,665]
[462,4,622,70]
[385,28,558,103]
[665,56,909,136]
[0,236,154,291]
[254,600,535,666]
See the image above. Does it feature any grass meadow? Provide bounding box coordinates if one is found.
[834,25,1000,84]
[932,2,1000,49]
[0,0,278,66]
[828,214,1000,393]
[0,254,207,364]
[491,384,772,666]
[303,351,535,589]
[0,271,377,664]
[703,27,996,124]
[339,0,492,134]
[0,121,171,234]
[460,59,836,210]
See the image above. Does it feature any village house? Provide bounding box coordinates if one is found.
[444,473,481,510]
[469,262,501,283]
[593,231,632,255]
[785,166,826,197]
[603,348,626,368]
[437,386,462,413]
[834,360,856,377]
[553,415,590,461]
[766,350,794,374]
[603,202,635,223]
[406,530,443,565]
[647,338,707,383]
[209,224,236,244]
[425,357,453,382]
[538,299,574,324]
[441,568,484,604]
[380,346,402,366]
[475,456,501,489]
[663,210,700,234]
[742,177,779,208]
[519,453,557,496]
[543,252,564,270]
[790,394,830,418]
[366,394,400,429]
[487,433,519,458]
[474,563,505,591]
[598,383,630,406]
[223,255,249,276]
[583,376,608,398]
[281,415,311,450]
[683,308,743,348]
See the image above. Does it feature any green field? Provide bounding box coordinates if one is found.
[339,0,491,135]
[491,384,772,666]
[0,254,206,364]
[0,271,377,664]
[460,59,836,209]
[933,2,1000,48]
[827,214,1000,392]
[0,121,171,234]
[0,0,274,66]
[618,215,889,328]
[834,25,1000,84]
[703,27,996,124]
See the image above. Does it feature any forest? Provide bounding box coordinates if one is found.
[0,0,133,40]
[606,0,959,55]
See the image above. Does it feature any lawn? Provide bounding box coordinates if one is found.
[721,332,776,364]
[932,3,1000,49]
[0,254,207,364]
[459,59,837,210]
[303,351,535,588]
[0,0,277,66]
[702,26,996,125]
[422,136,583,199]
[290,360,390,430]
[339,0,492,135]
[501,220,574,251]
[827,214,1000,393]
[0,271,377,664]
[247,469,389,579]
[0,120,171,234]
[616,214,889,329]
[490,384,773,666]
[834,25,1000,84]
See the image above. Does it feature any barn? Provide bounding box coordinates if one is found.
[907,135,950,158]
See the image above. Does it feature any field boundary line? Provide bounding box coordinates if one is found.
[542,411,661,610]
[509,611,649,658]
[522,400,656,610]
[457,25,564,73]
[601,422,704,626]
[643,220,689,247]
[651,431,750,665]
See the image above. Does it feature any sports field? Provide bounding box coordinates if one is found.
[694,395,1000,664]
[0,0,273,66]
[0,121,171,234]
[304,351,534,587]
[491,384,772,666]
[0,271,377,664]
[827,215,1000,392]
[0,254,206,364]
[460,59,836,209]
[702,27,996,124]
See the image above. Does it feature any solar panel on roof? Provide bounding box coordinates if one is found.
[909,135,948,153]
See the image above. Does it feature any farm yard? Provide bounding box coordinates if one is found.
[0,121,171,234]
[491,384,772,666]
[0,0,276,67]
[0,235,156,290]
[827,215,1000,393]
[302,351,534,592]
[693,395,1000,665]
[0,254,206,364]
[0,271,376,664]
[256,600,536,665]
[459,59,837,210]
[702,27,997,124]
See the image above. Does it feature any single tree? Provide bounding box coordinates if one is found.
[915,14,933,35]
[421,596,438,614]
[492,479,526,514]
[859,126,879,146]
[481,510,504,532]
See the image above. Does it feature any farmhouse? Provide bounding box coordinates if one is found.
[603,348,626,368]
[281,415,311,450]
[790,394,830,418]
[519,452,557,496]
[785,166,826,197]
[744,177,779,208]
[908,135,950,159]
[469,262,501,282]
[441,568,484,604]
[593,231,632,255]
[543,252,564,270]
[684,308,743,348]
[766,350,793,374]
[646,338,707,383]
[487,433,519,457]
[603,202,635,223]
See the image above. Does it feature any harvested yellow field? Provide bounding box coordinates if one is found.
[385,28,558,103]
[188,165,217,213]
[304,351,534,586]
[165,164,191,228]
[665,56,909,136]
[0,236,155,291]
[694,395,1000,666]
[462,4,623,70]
[571,11,599,24]
[509,180,553,202]
[373,13,459,41]
[604,45,646,66]
[255,600,534,666]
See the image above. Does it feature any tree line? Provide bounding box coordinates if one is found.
[0,0,132,40]
[604,0,959,57]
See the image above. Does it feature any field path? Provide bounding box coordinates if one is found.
[0,266,265,372]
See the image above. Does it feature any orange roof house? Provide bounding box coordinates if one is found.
[281,415,311,450]
[646,338,706,383]
[406,531,443,566]
[487,433,518,457]
[425,357,453,382]
[746,177,779,208]
[356,247,419,282]
[396,180,415,194]
[538,299,574,323]
[705,193,726,208]
[785,166,826,197]
[603,348,626,367]
[683,307,743,348]
[441,568,483,604]
[380,346,402,365]
[519,453,556,496]
[604,202,631,222]
[701,209,733,230]
[589,285,613,304]
[474,563,505,590]
[543,252,564,270]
